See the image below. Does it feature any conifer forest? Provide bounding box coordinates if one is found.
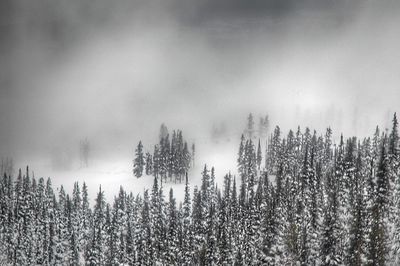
[2,0,400,265]
[1,114,400,265]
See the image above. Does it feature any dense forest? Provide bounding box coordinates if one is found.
[133,124,193,182]
[1,114,400,265]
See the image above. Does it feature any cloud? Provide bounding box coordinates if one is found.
[0,0,399,160]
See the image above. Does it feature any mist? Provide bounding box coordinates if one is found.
[1,0,400,164]
[3,2,400,263]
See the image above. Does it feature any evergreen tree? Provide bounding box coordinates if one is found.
[153,144,160,178]
[237,134,245,177]
[133,141,145,178]
[256,139,262,170]
[245,113,255,139]
[86,186,107,265]
[145,152,153,176]
[389,112,399,157]
[182,174,193,265]
[166,188,179,264]
[159,123,169,140]
[259,115,270,139]
[367,137,390,265]
[192,143,196,168]
[320,172,341,266]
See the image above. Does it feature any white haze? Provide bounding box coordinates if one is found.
[1,0,400,170]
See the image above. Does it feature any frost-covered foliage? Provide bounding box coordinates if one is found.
[134,125,192,183]
[1,114,400,265]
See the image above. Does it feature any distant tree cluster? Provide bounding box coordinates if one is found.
[79,138,90,168]
[244,113,269,140]
[0,157,13,177]
[237,135,263,178]
[1,114,400,265]
[133,124,193,183]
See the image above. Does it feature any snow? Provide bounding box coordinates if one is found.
[15,140,239,205]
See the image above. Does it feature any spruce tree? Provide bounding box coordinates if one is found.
[182,174,193,264]
[145,152,153,176]
[367,137,390,265]
[257,139,262,170]
[246,113,255,139]
[133,141,145,178]
[166,188,179,264]
[389,113,399,157]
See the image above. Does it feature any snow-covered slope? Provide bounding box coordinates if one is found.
[16,140,239,205]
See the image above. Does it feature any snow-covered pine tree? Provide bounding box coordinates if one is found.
[191,143,196,168]
[166,188,180,264]
[205,201,218,265]
[237,134,245,177]
[145,152,153,176]
[133,141,145,178]
[389,113,399,157]
[153,144,160,178]
[86,186,107,265]
[245,113,255,140]
[136,189,152,265]
[259,115,270,140]
[320,170,341,266]
[256,139,262,170]
[150,177,166,264]
[367,136,390,265]
[182,173,193,265]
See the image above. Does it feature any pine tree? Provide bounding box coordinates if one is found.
[160,134,170,181]
[150,177,166,264]
[86,186,107,265]
[390,163,400,264]
[320,170,341,266]
[153,145,160,178]
[205,202,217,265]
[389,113,399,157]
[133,141,145,178]
[238,134,245,177]
[259,115,270,139]
[145,152,153,176]
[267,126,281,174]
[159,123,169,141]
[367,137,390,265]
[137,190,152,265]
[181,142,191,182]
[192,143,196,168]
[182,174,193,265]
[257,139,262,170]
[192,185,205,264]
[245,113,255,139]
[166,188,179,264]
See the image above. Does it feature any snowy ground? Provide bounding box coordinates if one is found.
[15,140,239,205]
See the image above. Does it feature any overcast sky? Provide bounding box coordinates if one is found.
[1,0,400,160]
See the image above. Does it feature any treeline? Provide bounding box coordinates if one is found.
[243,113,269,140]
[1,114,400,265]
[133,124,194,183]
[255,113,400,265]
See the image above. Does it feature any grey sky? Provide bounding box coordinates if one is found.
[1,0,400,160]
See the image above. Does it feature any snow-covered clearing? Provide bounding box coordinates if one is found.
[15,140,239,205]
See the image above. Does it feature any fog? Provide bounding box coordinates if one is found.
[1,0,400,165]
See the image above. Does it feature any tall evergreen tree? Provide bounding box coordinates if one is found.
[145,152,153,176]
[257,139,262,170]
[133,141,145,178]
[389,113,399,157]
